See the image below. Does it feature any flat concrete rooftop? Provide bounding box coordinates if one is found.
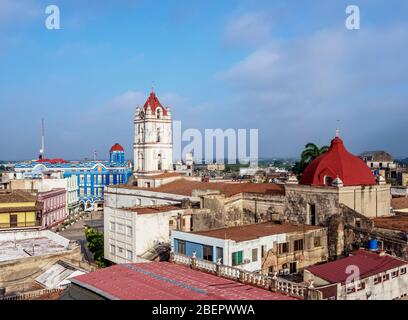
[0,230,70,263]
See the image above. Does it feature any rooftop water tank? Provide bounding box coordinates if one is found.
[368,239,378,251]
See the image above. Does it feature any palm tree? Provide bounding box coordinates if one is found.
[301,143,329,166]
[293,143,329,174]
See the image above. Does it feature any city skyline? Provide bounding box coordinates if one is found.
[1,0,408,160]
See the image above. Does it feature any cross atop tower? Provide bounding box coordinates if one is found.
[336,120,340,137]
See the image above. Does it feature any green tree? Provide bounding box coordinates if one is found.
[85,227,107,268]
[294,143,329,174]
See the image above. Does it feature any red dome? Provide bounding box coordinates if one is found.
[300,136,376,187]
[110,143,124,152]
[143,91,168,115]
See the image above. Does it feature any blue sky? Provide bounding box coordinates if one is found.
[0,0,407,161]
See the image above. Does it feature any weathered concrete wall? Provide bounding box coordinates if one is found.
[0,246,81,294]
[191,209,224,232]
[201,193,285,228]
[284,185,340,225]
[325,204,408,260]
[261,228,328,274]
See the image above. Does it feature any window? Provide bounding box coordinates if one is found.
[314,236,321,247]
[216,247,223,264]
[136,198,141,206]
[400,268,407,275]
[117,224,125,234]
[203,245,213,261]
[252,248,258,262]
[294,239,304,251]
[118,247,124,254]
[176,239,186,255]
[374,275,381,284]
[150,200,156,205]
[181,218,186,227]
[308,204,317,225]
[278,242,289,254]
[324,176,333,186]
[110,244,116,254]
[126,226,132,237]
[127,250,133,260]
[261,245,265,258]
[157,128,161,142]
[232,251,243,266]
[110,221,115,231]
[382,273,390,281]
[391,270,399,278]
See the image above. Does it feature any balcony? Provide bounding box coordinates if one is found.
[0,221,41,229]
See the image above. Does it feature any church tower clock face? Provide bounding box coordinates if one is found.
[133,90,173,176]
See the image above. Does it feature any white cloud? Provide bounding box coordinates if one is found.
[216,25,408,156]
[0,0,41,26]
[223,11,272,47]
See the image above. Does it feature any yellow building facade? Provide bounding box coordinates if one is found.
[0,191,39,229]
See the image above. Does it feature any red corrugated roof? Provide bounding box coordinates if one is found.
[300,136,377,187]
[306,250,407,284]
[35,158,69,164]
[72,262,296,300]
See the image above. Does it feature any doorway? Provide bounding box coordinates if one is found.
[10,214,18,227]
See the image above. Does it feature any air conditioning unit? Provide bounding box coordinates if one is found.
[243,259,251,264]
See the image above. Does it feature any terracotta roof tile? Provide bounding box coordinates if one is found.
[117,179,285,197]
[373,214,408,232]
[192,222,323,242]
[124,205,181,214]
[391,197,408,210]
[0,190,36,203]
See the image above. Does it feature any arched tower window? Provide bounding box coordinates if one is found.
[157,127,161,142]
[140,127,144,143]
[156,108,162,119]
[138,152,144,172]
[157,153,162,171]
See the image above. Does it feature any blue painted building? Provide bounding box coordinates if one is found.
[14,143,132,211]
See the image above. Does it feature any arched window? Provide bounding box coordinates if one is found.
[140,127,144,143]
[157,127,161,142]
[324,176,333,186]
[157,153,162,171]
[156,108,162,119]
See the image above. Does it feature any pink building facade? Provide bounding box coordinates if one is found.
[37,188,67,228]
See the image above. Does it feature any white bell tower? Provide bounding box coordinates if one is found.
[133,89,173,176]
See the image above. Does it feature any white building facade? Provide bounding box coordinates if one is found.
[104,205,192,264]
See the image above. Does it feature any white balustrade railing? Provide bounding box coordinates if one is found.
[171,252,309,298]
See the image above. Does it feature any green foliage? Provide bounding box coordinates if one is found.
[224,163,250,172]
[294,142,329,174]
[85,227,107,268]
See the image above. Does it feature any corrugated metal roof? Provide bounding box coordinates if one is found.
[306,250,407,284]
[72,262,296,300]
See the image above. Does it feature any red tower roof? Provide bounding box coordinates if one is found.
[299,136,376,187]
[110,143,124,152]
[143,91,168,115]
